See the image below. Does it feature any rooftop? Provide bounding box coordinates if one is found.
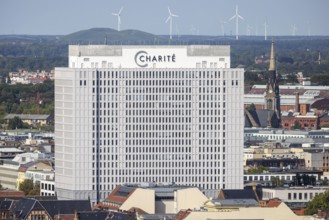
[4,114,50,120]
[211,199,259,207]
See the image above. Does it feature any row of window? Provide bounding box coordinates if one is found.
[91,182,224,192]
[92,164,225,176]
[87,70,236,79]
[287,192,322,200]
[92,144,224,154]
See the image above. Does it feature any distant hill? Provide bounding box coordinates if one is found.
[59,28,166,44]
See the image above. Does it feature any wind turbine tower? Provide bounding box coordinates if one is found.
[291,24,297,36]
[165,7,179,40]
[229,5,244,40]
[246,24,252,36]
[307,21,311,37]
[112,7,124,31]
[220,21,226,36]
[264,20,268,41]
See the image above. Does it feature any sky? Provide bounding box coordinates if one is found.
[1,0,329,36]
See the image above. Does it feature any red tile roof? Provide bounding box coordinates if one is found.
[266,200,282,207]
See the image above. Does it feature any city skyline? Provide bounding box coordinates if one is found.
[1,0,329,36]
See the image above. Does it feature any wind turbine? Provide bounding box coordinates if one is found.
[220,21,226,36]
[264,20,268,41]
[229,5,244,40]
[246,24,252,36]
[190,25,197,35]
[291,24,297,36]
[112,7,124,31]
[165,7,179,40]
[307,21,311,37]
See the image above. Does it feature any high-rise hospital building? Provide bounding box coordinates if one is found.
[55,45,244,203]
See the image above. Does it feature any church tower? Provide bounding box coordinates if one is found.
[265,41,281,124]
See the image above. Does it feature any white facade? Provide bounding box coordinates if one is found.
[55,45,244,203]
[40,180,55,196]
[262,187,329,203]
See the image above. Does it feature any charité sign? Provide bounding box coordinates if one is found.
[134,50,176,67]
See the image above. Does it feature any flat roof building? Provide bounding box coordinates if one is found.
[55,45,244,204]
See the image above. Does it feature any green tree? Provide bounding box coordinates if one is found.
[271,176,284,187]
[311,74,329,86]
[19,179,34,195]
[247,103,256,112]
[286,74,298,83]
[28,182,40,196]
[246,166,269,174]
[295,173,302,186]
[8,116,24,129]
[305,190,329,215]
[292,120,303,130]
[320,178,328,186]
[18,179,40,195]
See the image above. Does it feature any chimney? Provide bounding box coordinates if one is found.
[295,92,300,113]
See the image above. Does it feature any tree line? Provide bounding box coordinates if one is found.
[0,80,54,125]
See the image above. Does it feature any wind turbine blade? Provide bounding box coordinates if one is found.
[112,13,118,16]
[172,14,179,17]
[168,7,172,15]
[165,16,171,23]
[229,15,236,21]
[118,7,124,15]
[238,15,244,20]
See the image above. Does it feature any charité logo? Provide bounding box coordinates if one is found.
[134,51,176,67]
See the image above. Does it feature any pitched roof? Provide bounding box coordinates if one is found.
[173,209,192,220]
[0,200,15,210]
[39,200,91,218]
[103,185,137,207]
[76,211,109,220]
[10,198,91,219]
[266,200,282,207]
[219,189,259,200]
[107,211,137,220]
[245,109,279,128]
[11,198,37,219]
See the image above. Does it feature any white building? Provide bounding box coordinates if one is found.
[55,45,244,204]
[40,180,55,196]
[262,187,329,203]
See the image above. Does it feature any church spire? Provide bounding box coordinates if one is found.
[265,40,281,128]
[269,40,275,71]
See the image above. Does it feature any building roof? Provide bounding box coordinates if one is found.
[0,200,15,210]
[11,198,91,219]
[39,200,91,218]
[103,185,137,208]
[141,214,175,220]
[173,209,192,220]
[0,148,24,153]
[69,45,230,57]
[4,114,50,120]
[266,200,282,207]
[11,198,36,219]
[211,199,259,207]
[219,189,260,201]
[246,85,329,98]
[75,211,109,220]
[245,109,279,128]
